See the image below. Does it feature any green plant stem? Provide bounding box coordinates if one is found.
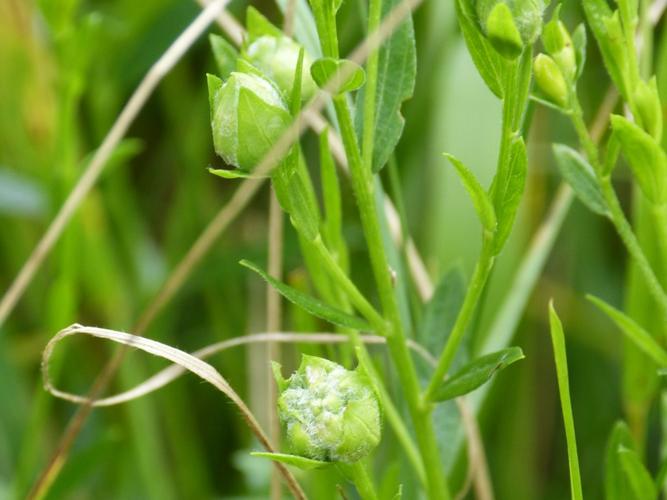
[312,238,427,486]
[569,96,667,318]
[361,0,382,172]
[333,92,450,500]
[600,178,667,318]
[423,235,495,401]
[345,460,379,500]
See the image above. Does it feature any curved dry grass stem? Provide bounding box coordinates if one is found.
[42,325,307,500]
[43,329,431,407]
[0,0,229,329]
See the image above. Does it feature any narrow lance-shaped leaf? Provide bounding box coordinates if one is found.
[587,295,667,366]
[240,260,372,331]
[354,0,416,172]
[454,0,505,98]
[549,303,584,500]
[250,452,330,470]
[418,266,465,355]
[492,136,527,254]
[605,421,636,500]
[572,23,587,80]
[552,143,608,215]
[444,153,497,232]
[429,347,525,402]
[610,114,667,205]
[618,447,657,500]
[319,129,347,270]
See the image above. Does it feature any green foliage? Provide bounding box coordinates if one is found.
[548,303,584,500]
[240,260,371,331]
[429,347,524,402]
[552,144,608,215]
[311,57,366,94]
[354,0,417,172]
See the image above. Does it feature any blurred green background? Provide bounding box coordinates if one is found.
[0,0,662,498]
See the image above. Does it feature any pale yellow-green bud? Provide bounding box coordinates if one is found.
[542,17,576,82]
[245,35,318,101]
[534,53,568,108]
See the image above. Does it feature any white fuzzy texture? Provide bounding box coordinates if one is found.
[279,359,380,463]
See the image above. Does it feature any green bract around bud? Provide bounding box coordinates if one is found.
[542,16,576,82]
[210,72,291,172]
[245,35,318,101]
[534,53,568,108]
[475,0,545,58]
[274,355,381,464]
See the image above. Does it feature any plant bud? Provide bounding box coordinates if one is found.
[210,72,291,172]
[245,35,318,101]
[475,0,545,58]
[633,77,663,140]
[534,53,568,108]
[542,16,576,81]
[274,355,381,463]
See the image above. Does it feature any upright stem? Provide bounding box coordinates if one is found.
[423,236,495,401]
[569,96,667,318]
[345,461,379,500]
[600,178,667,319]
[334,93,450,500]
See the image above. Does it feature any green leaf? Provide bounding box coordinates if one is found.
[275,0,322,58]
[548,303,584,500]
[355,0,417,172]
[444,153,497,232]
[290,47,305,114]
[572,23,587,79]
[319,130,347,270]
[552,144,608,215]
[582,1,630,98]
[610,114,667,204]
[492,136,527,254]
[454,0,504,98]
[618,447,657,500]
[272,152,321,241]
[246,6,283,40]
[311,57,366,94]
[418,266,466,356]
[429,347,525,402]
[605,421,636,500]
[587,295,667,366]
[209,35,238,81]
[250,452,330,470]
[208,167,260,180]
[240,260,372,331]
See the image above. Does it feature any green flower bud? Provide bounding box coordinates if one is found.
[245,35,318,101]
[485,3,524,59]
[633,77,663,140]
[210,72,291,172]
[534,53,568,108]
[275,355,381,463]
[542,15,576,82]
[475,0,546,58]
